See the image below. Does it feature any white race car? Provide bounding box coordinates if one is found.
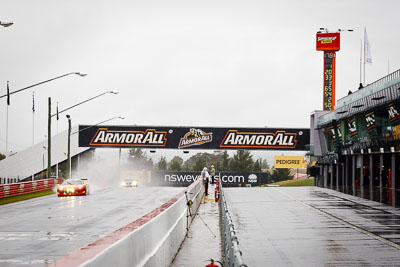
[121,178,138,187]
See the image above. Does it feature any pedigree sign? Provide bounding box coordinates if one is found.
[316,32,340,51]
[274,156,305,169]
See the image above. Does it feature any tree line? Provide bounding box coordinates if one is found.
[127,148,293,182]
[127,148,270,172]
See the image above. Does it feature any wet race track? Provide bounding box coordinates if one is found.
[0,186,182,267]
[224,187,400,267]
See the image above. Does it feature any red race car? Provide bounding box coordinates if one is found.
[57,179,90,197]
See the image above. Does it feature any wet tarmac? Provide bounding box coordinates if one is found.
[3,185,400,266]
[224,186,400,267]
[0,186,182,267]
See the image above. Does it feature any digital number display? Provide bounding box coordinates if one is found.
[323,52,335,110]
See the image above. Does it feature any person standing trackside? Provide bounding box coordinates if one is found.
[210,165,215,184]
[201,167,210,195]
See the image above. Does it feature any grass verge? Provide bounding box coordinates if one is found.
[259,178,314,187]
[273,178,314,186]
[0,190,55,205]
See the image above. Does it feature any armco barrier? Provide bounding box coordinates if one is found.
[0,179,63,199]
[219,182,247,267]
[49,179,204,267]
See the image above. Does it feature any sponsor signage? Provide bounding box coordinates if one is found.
[388,103,400,124]
[336,123,343,141]
[328,123,342,143]
[150,171,268,187]
[79,125,310,151]
[348,117,357,138]
[316,32,340,51]
[178,128,213,148]
[274,156,305,169]
[326,125,335,143]
[365,111,377,134]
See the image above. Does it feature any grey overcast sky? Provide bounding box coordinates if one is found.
[1,0,400,159]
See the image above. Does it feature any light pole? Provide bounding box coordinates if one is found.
[1,72,85,182]
[42,146,47,179]
[258,156,262,186]
[0,72,87,99]
[71,116,125,135]
[66,116,124,180]
[48,91,119,178]
[66,115,71,180]
[0,21,13,27]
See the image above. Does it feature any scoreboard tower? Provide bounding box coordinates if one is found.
[316,32,340,111]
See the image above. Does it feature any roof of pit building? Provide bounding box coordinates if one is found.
[317,69,400,127]
[0,126,91,180]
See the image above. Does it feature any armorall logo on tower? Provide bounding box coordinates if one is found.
[220,130,298,148]
[178,128,213,148]
[89,128,167,147]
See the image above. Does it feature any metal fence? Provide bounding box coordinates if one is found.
[219,182,247,267]
[0,178,63,198]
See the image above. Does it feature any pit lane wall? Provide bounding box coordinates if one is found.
[49,179,203,267]
[0,179,63,198]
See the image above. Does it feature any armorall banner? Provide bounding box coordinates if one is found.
[78,125,310,151]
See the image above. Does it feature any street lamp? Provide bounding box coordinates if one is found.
[48,91,119,178]
[318,28,353,33]
[66,115,71,180]
[71,116,125,135]
[53,91,118,116]
[0,72,86,99]
[1,72,85,182]
[0,21,13,27]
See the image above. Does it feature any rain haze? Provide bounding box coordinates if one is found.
[1,0,400,163]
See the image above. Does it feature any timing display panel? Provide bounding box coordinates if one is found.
[323,51,336,111]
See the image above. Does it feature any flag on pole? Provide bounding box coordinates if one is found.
[56,102,59,120]
[32,91,35,112]
[364,28,372,64]
[6,81,10,105]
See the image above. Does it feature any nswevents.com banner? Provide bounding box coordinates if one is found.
[150,171,268,187]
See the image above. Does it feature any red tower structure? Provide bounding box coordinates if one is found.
[316,32,341,111]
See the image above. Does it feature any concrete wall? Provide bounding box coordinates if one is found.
[81,180,203,267]
[50,180,204,267]
[310,110,329,157]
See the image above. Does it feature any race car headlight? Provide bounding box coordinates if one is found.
[132,181,138,186]
[59,186,64,190]
[121,182,126,186]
